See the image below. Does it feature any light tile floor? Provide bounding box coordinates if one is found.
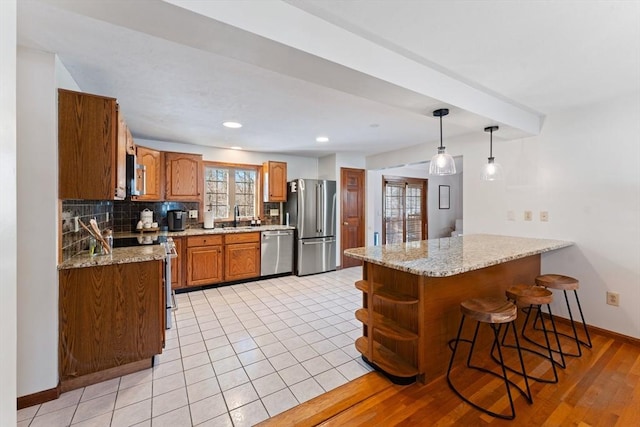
[17,267,372,427]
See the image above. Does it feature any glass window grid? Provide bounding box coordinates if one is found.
[205,166,258,220]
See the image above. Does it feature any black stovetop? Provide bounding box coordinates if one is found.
[113,235,168,248]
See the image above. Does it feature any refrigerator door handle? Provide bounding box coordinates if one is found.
[302,239,336,245]
[316,183,322,233]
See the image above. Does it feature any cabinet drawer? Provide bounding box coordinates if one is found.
[225,232,260,244]
[187,235,223,247]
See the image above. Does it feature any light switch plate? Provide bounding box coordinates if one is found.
[269,209,279,217]
[524,211,533,221]
[540,211,549,222]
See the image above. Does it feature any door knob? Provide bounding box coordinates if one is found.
[343,222,348,226]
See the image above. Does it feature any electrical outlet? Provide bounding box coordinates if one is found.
[606,291,619,307]
[269,209,279,217]
[189,210,198,219]
[540,211,549,222]
[507,210,515,221]
[106,212,109,222]
[72,216,80,233]
[524,211,533,221]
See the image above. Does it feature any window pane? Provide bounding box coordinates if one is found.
[235,169,256,218]
[205,167,230,219]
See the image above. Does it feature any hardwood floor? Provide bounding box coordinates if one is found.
[259,323,640,426]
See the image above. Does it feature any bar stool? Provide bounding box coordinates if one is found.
[500,284,565,381]
[535,274,592,357]
[447,297,532,420]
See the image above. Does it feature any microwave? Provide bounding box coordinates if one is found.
[126,154,146,197]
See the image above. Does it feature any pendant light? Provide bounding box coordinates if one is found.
[481,126,504,181]
[429,108,456,175]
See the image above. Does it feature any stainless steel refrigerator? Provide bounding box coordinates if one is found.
[286,179,336,276]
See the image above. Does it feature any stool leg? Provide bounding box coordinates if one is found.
[545,304,567,369]
[447,317,530,419]
[563,290,583,357]
[536,304,560,382]
[571,289,593,349]
[508,322,532,404]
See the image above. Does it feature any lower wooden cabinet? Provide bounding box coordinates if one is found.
[225,233,261,281]
[59,260,164,390]
[186,235,223,286]
[176,232,262,289]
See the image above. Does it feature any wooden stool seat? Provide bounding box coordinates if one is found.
[460,297,517,324]
[534,274,592,356]
[506,284,553,306]
[535,274,579,291]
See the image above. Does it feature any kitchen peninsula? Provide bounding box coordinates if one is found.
[344,234,572,384]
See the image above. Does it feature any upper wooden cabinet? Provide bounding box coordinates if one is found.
[134,146,164,201]
[58,89,127,200]
[165,152,203,201]
[263,161,287,202]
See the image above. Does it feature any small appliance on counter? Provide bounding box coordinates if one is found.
[168,210,186,231]
[203,211,215,229]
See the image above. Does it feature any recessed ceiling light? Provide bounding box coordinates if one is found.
[316,136,329,143]
[223,121,242,129]
[230,146,242,150]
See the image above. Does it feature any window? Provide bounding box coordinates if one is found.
[382,176,427,244]
[204,163,260,220]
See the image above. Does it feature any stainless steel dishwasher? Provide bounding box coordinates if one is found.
[261,230,294,276]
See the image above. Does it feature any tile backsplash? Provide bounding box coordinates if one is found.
[61,200,113,261]
[62,200,284,261]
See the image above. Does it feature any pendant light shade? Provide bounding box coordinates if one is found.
[429,109,456,175]
[481,126,504,181]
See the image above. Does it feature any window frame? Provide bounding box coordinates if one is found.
[382,175,428,244]
[203,161,263,221]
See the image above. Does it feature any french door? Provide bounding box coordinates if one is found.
[382,176,427,244]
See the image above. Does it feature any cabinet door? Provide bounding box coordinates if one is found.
[171,237,183,289]
[264,161,287,202]
[59,261,163,384]
[187,245,223,286]
[225,242,260,281]
[58,89,119,200]
[135,146,164,201]
[165,152,203,201]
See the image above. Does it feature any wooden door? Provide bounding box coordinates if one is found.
[186,245,223,286]
[135,146,164,201]
[225,242,261,281]
[383,176,427,244]
[264,161,287,202]
[341,168,365,268]
[58,89,118,200]
[165,152,203,201]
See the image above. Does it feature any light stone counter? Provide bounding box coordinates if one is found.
[58,245,166,270]
[115,225,295,239]
[344,234,572,277]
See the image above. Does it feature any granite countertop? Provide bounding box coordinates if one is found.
[115,225,295,239]
[58,245,167,270]
[343,234,573,277]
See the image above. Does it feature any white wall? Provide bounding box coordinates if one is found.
[365,160,463,246]
[16,48,63,397]
[0,0,17,421]
[460,92,640,339]
[318,153,366,266]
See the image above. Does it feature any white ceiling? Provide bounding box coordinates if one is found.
[17,0,640,158]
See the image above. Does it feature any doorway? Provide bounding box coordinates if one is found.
[382,176,427,244]
[340,167,365,268]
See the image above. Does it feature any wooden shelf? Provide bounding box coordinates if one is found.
[374,288,418,305]
[355,337,418,378]
[355,280,369,293]
[355,309,417,341]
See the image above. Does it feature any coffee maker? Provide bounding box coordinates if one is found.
[167,210,186,231]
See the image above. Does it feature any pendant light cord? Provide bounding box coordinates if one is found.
[489,128,493,158]
[439,115,444,149]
